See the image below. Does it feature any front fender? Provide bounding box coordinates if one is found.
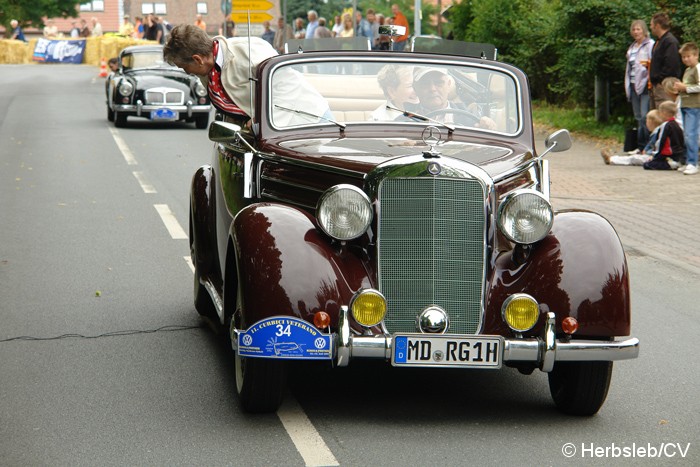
[231,203,372,330]
[485,210,631,337]
[190,165,218,281]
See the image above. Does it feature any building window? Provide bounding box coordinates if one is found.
[142,3,167,15]
[80,1,105,12]
[197,3,208,14]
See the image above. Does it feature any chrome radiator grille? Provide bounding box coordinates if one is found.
[378,177,486,334]
[145,89,184,105]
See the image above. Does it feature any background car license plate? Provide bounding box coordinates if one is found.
[151,108,178,120]
[392,334,502,368]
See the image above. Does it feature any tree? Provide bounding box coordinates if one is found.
[1,0,82,37]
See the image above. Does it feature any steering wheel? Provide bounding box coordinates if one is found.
[425,108,481,126]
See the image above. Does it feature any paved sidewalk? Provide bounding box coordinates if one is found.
[540,133,700,274]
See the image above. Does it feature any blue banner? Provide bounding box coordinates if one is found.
[33,38,86,64]
[237,316,333,360]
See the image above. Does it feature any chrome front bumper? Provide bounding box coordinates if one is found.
[335,308,639,372]
[115,101,211,117]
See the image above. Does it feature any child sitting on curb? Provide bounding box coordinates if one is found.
[643,100,686,170]
[602,109,664,165]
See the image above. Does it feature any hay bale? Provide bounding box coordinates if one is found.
[0,39,32,64]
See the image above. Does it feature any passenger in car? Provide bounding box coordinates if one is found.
[371,64,418,121]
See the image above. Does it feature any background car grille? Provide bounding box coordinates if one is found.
[145,89,184,105]
[378,178,486,334]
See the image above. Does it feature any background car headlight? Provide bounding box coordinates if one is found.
[350,289,387,327]
[502,294,540,332]
[195,81,207,97]
[118,81,133,96]
[316,185,372,241]
[497,190,553,244]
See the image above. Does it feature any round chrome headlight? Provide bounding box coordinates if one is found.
[195,81,207,97]
[118,81,133,96]
[497,190,553,244]
[316,185,372,241]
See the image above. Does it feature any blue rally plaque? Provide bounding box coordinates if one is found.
[237,316,333,360]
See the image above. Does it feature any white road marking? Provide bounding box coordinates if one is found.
[154,204,187,239]
[108,127,138,165]
[132,171,157,193]
[277,397,339,467]
[185,240,336,466]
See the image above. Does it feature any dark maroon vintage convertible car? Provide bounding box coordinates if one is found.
[189,39,639,415]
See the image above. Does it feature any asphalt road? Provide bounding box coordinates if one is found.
[0,65,698,466]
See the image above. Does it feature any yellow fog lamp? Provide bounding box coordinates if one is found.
[502,294,540,332]
[350,289,387,327]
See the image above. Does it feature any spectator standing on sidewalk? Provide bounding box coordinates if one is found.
[43,19,58,38]
[390,4,410,51]
[194,14,207,32]
[79,18,91,37]
[119,15,134,37]
[133,17,144,39]
[91,17,103,37]
[273,17,293,54]
[293,17,306,39]
[261,21,275,45]
[331,15,343,37]
[305,10,319,40]
[69,21,80,38]
[673,42,700,175]
[367,9,380,49]
[313,18,332,38]
[643,100,686,170]
[355,10,372,41]
[625,20,654,152]
[648,12,681,109]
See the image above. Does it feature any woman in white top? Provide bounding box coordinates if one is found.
[371,65,418,121]
[625,19,655,151]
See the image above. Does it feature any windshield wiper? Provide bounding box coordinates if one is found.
[274,105,346,130]
[386,105,455,133]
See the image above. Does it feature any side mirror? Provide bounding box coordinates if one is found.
[540,129,572,158]
[208,121,242,143]
[378,25,407,37]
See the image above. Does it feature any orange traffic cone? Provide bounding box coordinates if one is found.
[99,57,108,78]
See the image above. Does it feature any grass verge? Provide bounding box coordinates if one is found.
[532,101,630,148]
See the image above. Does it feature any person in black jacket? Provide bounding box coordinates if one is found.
[643,100,686,170]
[649,12,681,109]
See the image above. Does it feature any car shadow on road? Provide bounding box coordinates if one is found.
[287,359,580,424]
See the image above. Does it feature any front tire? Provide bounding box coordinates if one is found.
[234,350,286,413]
[114,111,127,128]
[548,361,613,416]
[107,105,114,122]
[195,114,209,129]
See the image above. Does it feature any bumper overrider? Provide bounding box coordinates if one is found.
[115,101,211,117]
[231,307,639,372]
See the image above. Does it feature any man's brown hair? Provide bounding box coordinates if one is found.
[651,12,671,30]
[163,24,212,65]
